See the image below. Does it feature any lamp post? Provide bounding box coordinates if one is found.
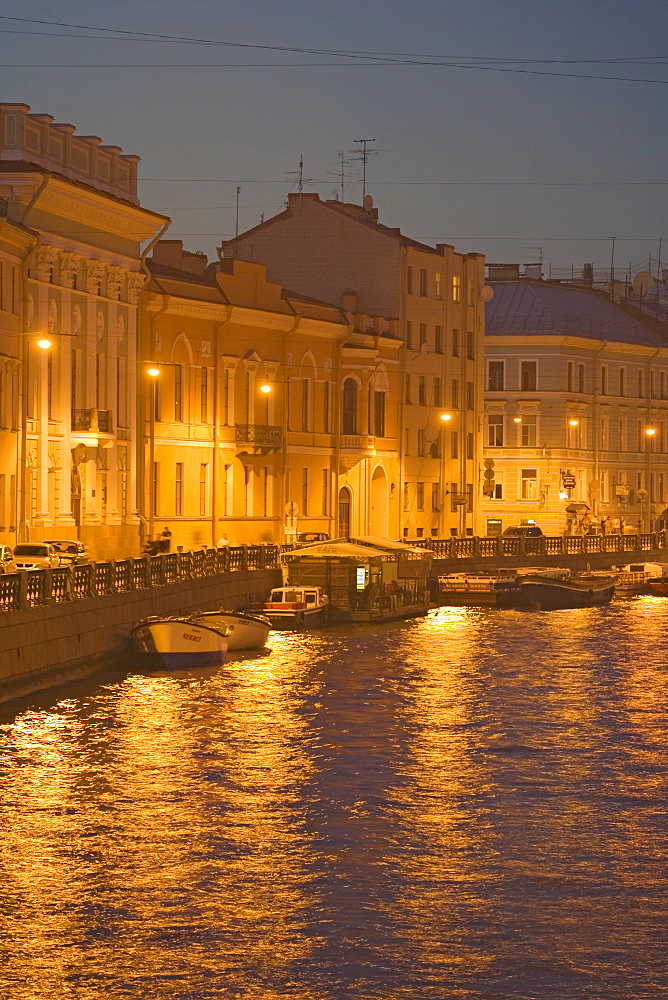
[18,335,52,542]
[146,366,160,542]
[643,426,656,532]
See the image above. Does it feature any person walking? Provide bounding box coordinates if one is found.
[159,526,172,553]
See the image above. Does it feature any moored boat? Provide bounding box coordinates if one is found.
[613,562,668,595]
[190,609,271,650]
[437,571,523,607]
[647,576,668,596]
[518,572,616,610]
[131,616,228,668]
[254,585,329,629]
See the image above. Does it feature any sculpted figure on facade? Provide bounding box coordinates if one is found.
[126,271,145,304]
[106,265,124,301]
[86,261,105,295]
[36,246,57,283]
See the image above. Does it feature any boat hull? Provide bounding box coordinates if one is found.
[262,606,326,630]
[648,579,668,596]
[131,618,228,668]
[519,576,616,610]
[191,611,271,650]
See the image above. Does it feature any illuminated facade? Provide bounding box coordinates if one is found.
[142,242,401,547]
[220,193,487,539]
[482,279,668,535]
[0,103,169,558]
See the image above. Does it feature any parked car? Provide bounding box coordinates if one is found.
[501,525,544,538]
[13,543,61,570]
[43,539,89,566]
[0,544,16,573]
[297,532,330,544]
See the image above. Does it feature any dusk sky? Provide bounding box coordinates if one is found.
[1,0,666,278]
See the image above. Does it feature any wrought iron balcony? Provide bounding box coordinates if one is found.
[71,408,114,434]
[235,423,283,453]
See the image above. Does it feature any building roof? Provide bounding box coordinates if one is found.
[486,280,667,347]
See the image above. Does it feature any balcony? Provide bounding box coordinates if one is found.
[340,433,376,471]
[71,408,114,448]
[235,423,283,454]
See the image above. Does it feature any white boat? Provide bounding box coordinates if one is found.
[437,571,523,607]
[190,609,271,650]
[131,616,228,668]
[613,562,668,595]
[254,585,329,629]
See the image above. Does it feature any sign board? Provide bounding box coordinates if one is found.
[284,501,299,517]
[356,566,367,591]
[453,493,469,505]
[561,474,576,489]
[615,484,630,497]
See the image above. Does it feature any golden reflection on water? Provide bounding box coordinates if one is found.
[1,604,668,998]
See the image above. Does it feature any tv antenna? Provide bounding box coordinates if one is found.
[351,138,377,204]
[327,151,355,204]
[287,154,313,206]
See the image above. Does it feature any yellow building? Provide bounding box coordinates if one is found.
[0,103,169,558]
[142,241,401,548]
[221,193,487,539]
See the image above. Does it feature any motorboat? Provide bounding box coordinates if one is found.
[613,562,668,595]
[190,609,271,650]
[254,585,329,629]
[436,567,570,608]
[647,576,668,596]
[131,616,228,668]
[518,572,617,610]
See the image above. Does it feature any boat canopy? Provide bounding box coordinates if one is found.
[284,535,428,561]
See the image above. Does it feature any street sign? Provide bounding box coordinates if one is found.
[453,493,469,505]
[484,458,495,469]
[561,474,576,489]
[284,501,299,517]
[615,484,630,497]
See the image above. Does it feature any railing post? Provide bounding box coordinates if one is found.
[241,545,248,571]
[43,567,54,604]
[18,570,29,610]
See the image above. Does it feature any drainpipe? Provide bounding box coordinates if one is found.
[591,341,607,519]
[211,298,231,547]
[646,346,661,523]
[17,172,50,542]
[136,221,171,547]
[333,316,352,537]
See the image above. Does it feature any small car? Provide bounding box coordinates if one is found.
[13,543,61,570]
[297,532,330,544]
[43,539,89,566]
[0,544,16,573]
[501,524,544,538]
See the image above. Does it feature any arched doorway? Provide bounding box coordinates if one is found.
[338,486,352,538]
[370,466,388,537]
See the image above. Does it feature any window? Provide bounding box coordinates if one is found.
[451,379,459,409]
[418,376,426,405]
[322,469,329,515]
[619,416,627,451]
[450,482,458,513]
[407,267,413,293]
[175,463,183,516]
[244,464,253,516]
[661,371,666,399]
[374,391,385,437]
[488,361,504,391]
[405,320,413,350]
[467,279,475,306]
[403,483,409,511]
[452,328,460,357]
[323,381,330,432]
[451,430,459,459]
[200,367,208,422]
[419,269,428,296]
[578,363,585,393]
[466,432,474,460]
[435,272,443,298]
[405,427,410,455]
[487,415,504,447]
[417,429,425,456]
[521,361,537,392]
[342,378,357,434]
[416,482,425,510]
[452,276,460,302]
[174,365,183,421]
[223,369,230,424]
[433,377,442,407]
[601,365,607,395]
[301,378,310,431]
[521,415,537,447]
[521,468,538,500]
[637,369,644,398]
[619,367,625,396]
[405,374,411,404]
[651,370,656,398]
[466,331,474,360]
[599,416,609,450]
[567,361,574,392]
[432,484,440,510]
[435,325,442,353]
[419,323,427,347]
[47,351,54,419]
[302,468,309,516]
[199,464,208,516]
[262,465,270,516]
[466,381,473,410]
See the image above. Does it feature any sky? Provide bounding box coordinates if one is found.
[0,0,666,280]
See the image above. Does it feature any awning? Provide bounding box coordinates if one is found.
[566,503,590,513]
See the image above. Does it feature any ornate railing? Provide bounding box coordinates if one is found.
[235,424,282,447]
[71,408,114,433]
[0,544,282,612]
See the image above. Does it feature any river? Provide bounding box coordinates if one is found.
[1,599,667,999]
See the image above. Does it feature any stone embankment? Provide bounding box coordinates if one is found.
[0,545,281,704]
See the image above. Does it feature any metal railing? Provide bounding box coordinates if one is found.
[417,531,666,561]
[0,544,281,613]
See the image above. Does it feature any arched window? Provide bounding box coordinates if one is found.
[342,378,358,434]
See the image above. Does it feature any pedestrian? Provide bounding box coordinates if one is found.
[159,526,172,553]
[217,533,229,547]
[600,517,608,534]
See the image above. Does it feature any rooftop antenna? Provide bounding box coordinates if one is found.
[287,154,312,207]
[327,151,355,204]
[233,185,240,258]
[352,138,376,205]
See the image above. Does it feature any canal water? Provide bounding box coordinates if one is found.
[1,599,667,1000]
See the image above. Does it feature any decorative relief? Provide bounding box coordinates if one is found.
[116,314,126,349]
[97,448,108,471]
[126,272,145,304]
[48,443,62,472]
[106,266,124,300]
[154,334,162,353]
[48,299,57,335]
[36,247,57,283]
[26,295,34,329]
[117,446,128,471]
[72,305,82,335]
[201,341,212,359]
[86,261,105,295]
[59,252,79,289]
[96,311,105,342]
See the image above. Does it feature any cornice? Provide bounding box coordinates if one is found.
[35,176,169,241]
[146,297,226,322]
[228,306,294,332]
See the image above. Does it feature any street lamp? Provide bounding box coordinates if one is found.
[643,426,656,531]
[18,335,52,542]
[146,367,160,541]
